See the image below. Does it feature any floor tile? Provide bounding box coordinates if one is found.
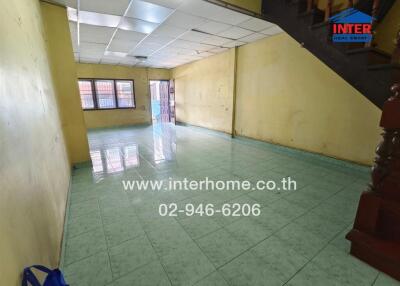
[63,251,113,286]
[67,211,102,238]
[250,235,309,282]
[274,223,328,260]
[112,261,171,286]
[219,251,284,286]
[373,273,400,286]
[103,217,144,247]
[109,235,158,279]
[160,243,215,286]
[196,228,248,268]
[194,272,229,286]
[225,217,273,248]
[286,262,340,286]
[179,216,221,240]
[146,223,194,257]
[64,228,107,266]
[69,199,99,219]
[311,245,379,285]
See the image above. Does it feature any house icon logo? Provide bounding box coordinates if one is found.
[329,8,373,43]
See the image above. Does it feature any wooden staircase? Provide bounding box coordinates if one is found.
[261,0,399,108]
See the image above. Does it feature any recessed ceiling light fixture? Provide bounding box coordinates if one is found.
[134,55,148,62]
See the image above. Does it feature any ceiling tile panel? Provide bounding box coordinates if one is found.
[145,34,175,45]
[218,26,253,40]
[222,40,246,48]
[130,42,164,56]
[197,51,214,57]
[178,0,250,25]
[104,51,128,57]
[100,58,121,65]
[200,35,230,46]
[49,0,77,8]
[240,33,267,42]
[169,39,214,51]
[80,42,107,57]
[114,29,147,42]
[163,11,208,29]
[143,0,184,9]
[78,11,121,27]
[152,24,188,38]
[108,39,139,53]
[209,47,228,54]
[80,24,115,44]
[179,30,210,42]
[196,21,231,35]
[119,17,158,34]
[126,0,173,23]
[237,18,275,32]
[80,0,130,16]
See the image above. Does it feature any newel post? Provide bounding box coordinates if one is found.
[346,83,400,281]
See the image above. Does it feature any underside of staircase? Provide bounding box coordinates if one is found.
[261,0,399,108]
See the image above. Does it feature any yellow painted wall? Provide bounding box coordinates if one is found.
[375,0,400,55]
[172,33,382,165]
[172,50,236,134]
[76,64,170,129]
[222,0,262,13]
[235,33,381,165]
[41,3,90,164]
[0,0,71,285]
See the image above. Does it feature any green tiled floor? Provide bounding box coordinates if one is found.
[61,123,399,286]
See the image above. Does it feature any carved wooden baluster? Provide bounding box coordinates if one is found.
[348,0,354,7]
[366,0,380,47]
[307,0,314,13]
[324,0,333,21]
[348,0,359,7]
[391,29,400,64]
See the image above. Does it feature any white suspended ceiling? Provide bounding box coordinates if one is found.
[50,0,284,69]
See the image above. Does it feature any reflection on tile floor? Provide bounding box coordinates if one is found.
[61,124,400,286]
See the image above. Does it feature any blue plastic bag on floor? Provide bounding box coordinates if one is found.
[22,265,68,286]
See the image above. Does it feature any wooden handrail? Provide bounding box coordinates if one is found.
[324,0,333,21]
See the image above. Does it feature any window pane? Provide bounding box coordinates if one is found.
[116,80,135,108]
[78,80,94,109]
[95,80,116,109]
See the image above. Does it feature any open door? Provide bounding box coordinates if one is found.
[169,79,176,124]
[150,80,175,124]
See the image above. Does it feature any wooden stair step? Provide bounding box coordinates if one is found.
[347,229,400,280]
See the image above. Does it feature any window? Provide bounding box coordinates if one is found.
[95,80,116,109]
[78,80,95,109]
[78,79,135,110]
[116,80,135,108]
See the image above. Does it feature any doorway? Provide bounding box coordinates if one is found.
[149,80,175,124]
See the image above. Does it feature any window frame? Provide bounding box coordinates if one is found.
[78,78,136,111]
